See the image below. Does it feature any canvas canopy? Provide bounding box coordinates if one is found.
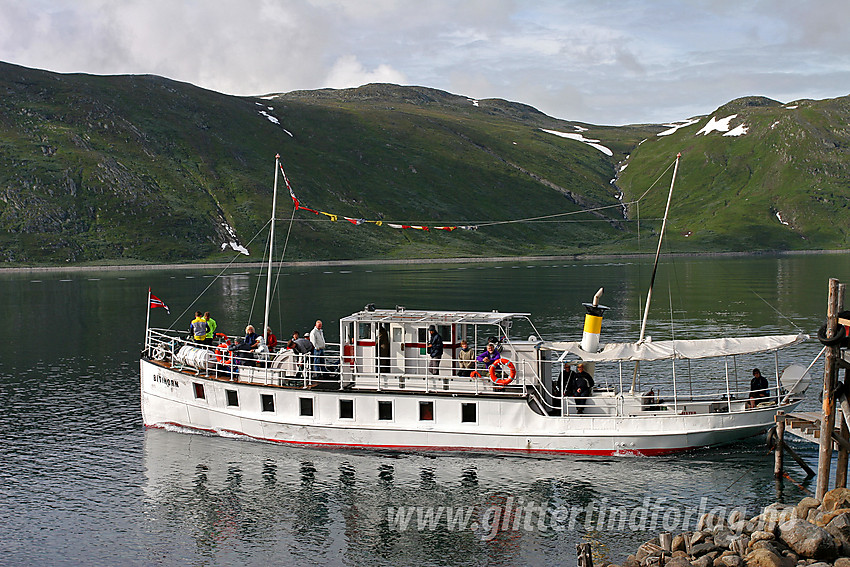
[543,334,808,362]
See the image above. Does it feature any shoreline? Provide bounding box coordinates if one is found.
[0,248,847,274]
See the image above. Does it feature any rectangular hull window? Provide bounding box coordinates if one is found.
[261,394,275,413]
[419,401,434,421]
[461,403,477,423]
[340,399,354,419]
[193,383,205,399]
[300,397,314,417]
[378,400,393,421]
[226,389,239,407]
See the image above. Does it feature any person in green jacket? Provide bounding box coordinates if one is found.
[204,312,217,345]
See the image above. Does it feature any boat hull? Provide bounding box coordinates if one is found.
[141,359,799,456]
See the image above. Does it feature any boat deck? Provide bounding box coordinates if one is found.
[147,358,530,399]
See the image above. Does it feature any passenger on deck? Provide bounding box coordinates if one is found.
[427,325,443,375]
[189,311,209,344]
[203,312,217,345]
[231,325,260,365]
[266,327,277,352]
[377,325,390,374]
[573,363,594,414]
[559,362,576,398]
[748,368,770,408]
[310,320,326,375]
[289,336,314,355]
[457,340,476,377]
[476,343,500,368]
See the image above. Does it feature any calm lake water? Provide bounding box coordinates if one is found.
[1,254,848,566]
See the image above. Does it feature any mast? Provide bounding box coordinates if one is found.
[262,154,281,345]
[630,153,681,392]
[638,152,681,342]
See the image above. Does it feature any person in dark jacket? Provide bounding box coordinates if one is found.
[573,363,594,414]
[427,325,443,375]
[748,368,770,408]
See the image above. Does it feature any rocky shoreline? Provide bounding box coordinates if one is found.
[610,489,850,567]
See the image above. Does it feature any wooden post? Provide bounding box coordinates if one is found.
[783,440,816,478]
[817,278,841,500]
[835,283,849,489]
[577,542,593,567]
[775,411,785,479]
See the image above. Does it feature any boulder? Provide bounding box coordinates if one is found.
[825,512,850,555]
[817,508,850,527]
[715,529,736,548]
[718,555,745,567]
[751,531,777,544]
[692,532,712,546]
[777,518,838,560]
[806,509,824,527]
[745,548,785,567]
[692,555,715,567]
[671,534,687,553]
[672,551,689,559]
[834,557,850,567]
[796,498,821,521]
[700,513,729,531]
[636,541,663,562]
[665,557,692,567]
[804,563,830,567]
[729,536,750,556]
[763,504,797,527]
[624,554,640,567]
[822,488,850,513]
[691,542,721,557]
[730,520,754,535]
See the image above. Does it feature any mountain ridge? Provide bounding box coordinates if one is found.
[1,61,848,265]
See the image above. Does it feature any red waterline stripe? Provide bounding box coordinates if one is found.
[147,422,697,457]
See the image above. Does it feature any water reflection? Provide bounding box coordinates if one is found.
[141,428,816,566]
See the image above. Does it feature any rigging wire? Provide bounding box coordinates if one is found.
[165,218,272,332]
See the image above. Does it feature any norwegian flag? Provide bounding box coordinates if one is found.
[149,292,170,314]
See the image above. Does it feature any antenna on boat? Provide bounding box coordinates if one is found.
[631,152,681,393]
[262,154,281,346]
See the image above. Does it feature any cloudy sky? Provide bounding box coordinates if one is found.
[1,0,848,125]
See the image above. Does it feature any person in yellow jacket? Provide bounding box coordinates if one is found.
[189,311,209,344]
[204,312,217,345]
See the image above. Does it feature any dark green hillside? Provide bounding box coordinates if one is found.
[0,63,654,264]
[616,95,850,251]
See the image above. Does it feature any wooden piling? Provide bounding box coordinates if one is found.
[775,411,785,479]
[577,542,594,567]
[817,278,841,500]
[838,285,848,489]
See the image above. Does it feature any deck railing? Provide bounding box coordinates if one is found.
[145,328,806,415]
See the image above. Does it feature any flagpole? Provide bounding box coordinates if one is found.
[146,287,152,353]
[263,154,280,347]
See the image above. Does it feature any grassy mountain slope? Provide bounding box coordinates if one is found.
[616,95,850,251]
[0,62,656,264]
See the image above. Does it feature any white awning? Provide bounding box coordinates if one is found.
[542,333,808,362]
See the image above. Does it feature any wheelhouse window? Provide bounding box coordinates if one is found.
[358,323,371,340]
[300,397,314,417]
[378,400,393,421]
[419,401,434,421]
[225,389,239,407]
[261,394,275,413]
[461,403,477,423]
[193,383,205,399]
[339,399,354,419]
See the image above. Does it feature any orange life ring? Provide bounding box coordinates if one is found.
[489,358,516,386]
[470,370,482,379]
[215,342,232,365]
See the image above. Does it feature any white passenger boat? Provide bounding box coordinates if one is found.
[139,155,814,456]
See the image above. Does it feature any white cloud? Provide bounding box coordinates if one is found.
[323,55,407,89]
[0,0,848,124]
